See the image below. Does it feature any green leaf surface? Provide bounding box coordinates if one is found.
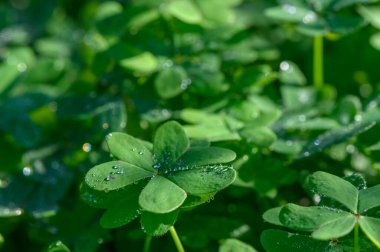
[219,238,257,252]
[300,120,376,157]
[139,176,187,213]
[140,210,179,236]
[180,193,216,209]
[279,204,350,232]
[240,127,277,148]
[261,229,331,252]
[311,215,356,240]
[263,206,283,226]
[278,61,306,86]
[119,52,158,74]
[167,0,202,24]
[358,6,380,29]
[184,124,240,142]
[80,183,122,209]
[0,64,22,96]
[153,121,189,170]
[106,132,155,172]
[169,165,236,195]
[358,185,380,213]
[265,5,314,23]
[154,66,188,99]
[281,86,316,110]
[85,161,153,192]
[359,216,380,249]
[270,140,302,155]
[100,186,140,228]
[305,171,359,213]
[336,95,362,125]
[174,147,236,168]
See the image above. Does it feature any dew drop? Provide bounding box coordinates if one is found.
[82,143,92,152]
[138,151,144,155]
[105,176,114,181]
[354,114,362,122]
[303,151,310,157]
[131,148,136,152]
[282,4,297,14]
[280,61,290,71]
[153,163,161,169]
[313,140,320,146]
[23,166,32,176]
[116,170,124,174]
[112,164,121,169]
[15,208,23,215]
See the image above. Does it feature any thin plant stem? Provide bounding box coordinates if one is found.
[313,35,324,89]
[143,235,152,252]
[354,223,360,252]
[169,226,185,252]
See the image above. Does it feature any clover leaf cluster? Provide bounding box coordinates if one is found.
[81,121,236,236]
[262,171,380,251]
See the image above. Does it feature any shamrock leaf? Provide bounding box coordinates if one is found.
[82,121,236,236]
[262,171,380,250]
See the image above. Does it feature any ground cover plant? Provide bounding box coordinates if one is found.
[2,0,380,251]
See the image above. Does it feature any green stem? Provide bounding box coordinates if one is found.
[354,223,360,252]
[169,226,185,252]
[143,235,152,252]
[313,35,324,89]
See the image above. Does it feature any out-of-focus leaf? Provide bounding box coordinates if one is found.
[47,241,71,252]
[154,66,188,99]
[167,0,202,24]
[219,238,257,252]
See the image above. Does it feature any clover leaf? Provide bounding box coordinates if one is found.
[262,171,380,250]
[81,121,236,236]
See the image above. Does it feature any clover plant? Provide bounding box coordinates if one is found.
[262,171,380,251]
[81,121,236,251]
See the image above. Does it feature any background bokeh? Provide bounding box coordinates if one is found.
[2,0,380,251]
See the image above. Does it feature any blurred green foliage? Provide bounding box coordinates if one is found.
[2,0,380,251]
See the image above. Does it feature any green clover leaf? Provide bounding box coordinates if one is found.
[81,121,236,235]
[262,171,380,250]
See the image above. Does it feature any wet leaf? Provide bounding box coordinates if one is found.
[139,176,187,213]
[305,171,359,212]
